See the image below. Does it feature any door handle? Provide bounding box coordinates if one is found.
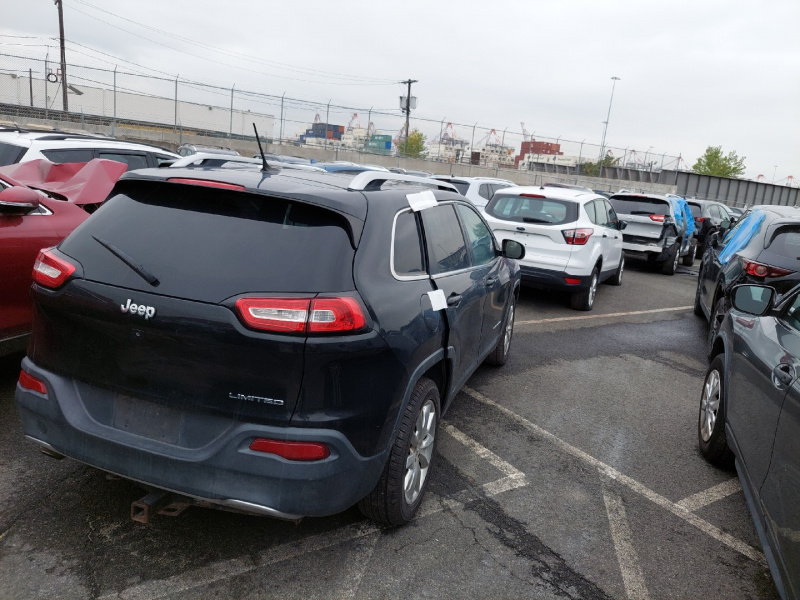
[447,293,463,307]
[485,276,498,286]
[772,364,795,388]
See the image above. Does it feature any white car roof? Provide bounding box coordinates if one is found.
[0,129,179,156]
[495,185,606,203]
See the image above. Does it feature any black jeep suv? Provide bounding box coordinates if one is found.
[15,164,523,526]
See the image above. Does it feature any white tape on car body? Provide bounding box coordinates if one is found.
[407,190,438,212]
[427,289,447,311]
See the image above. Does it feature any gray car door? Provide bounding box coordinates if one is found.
[757,294,800,594]
[728,304,799,491]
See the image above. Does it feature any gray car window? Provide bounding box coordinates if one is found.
[478,184,492,200]
[457,203,495,266]
[41,148,94,163]
[584,201,597,224]
[422,204,470,275]
[393,210,426,276]
[96,152,149,171]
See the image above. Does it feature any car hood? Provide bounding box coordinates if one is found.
[0,158,127,205]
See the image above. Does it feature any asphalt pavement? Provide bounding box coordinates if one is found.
[0,259,780,599]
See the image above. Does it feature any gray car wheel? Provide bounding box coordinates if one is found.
[698,355,734,466]
[570,268,598,311]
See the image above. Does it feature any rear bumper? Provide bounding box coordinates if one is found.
[14,358,387,519]
[622,241,669,262]
[519,265,592,290]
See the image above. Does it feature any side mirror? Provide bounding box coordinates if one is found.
[720,218,731,230]
[731,284,775,316]
[708,231,720,249]
[503,239,525,260]
[618,220,628,231]
[0,186,41,216]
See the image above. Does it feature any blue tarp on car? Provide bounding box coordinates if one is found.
[718,210,766,265]
[669,196,696,237]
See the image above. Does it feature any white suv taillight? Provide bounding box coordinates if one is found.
[235,297,366,334]
[562,228,594,245]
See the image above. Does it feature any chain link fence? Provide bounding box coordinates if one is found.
[0,52,689,175]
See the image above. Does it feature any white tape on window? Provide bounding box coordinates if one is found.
[407,190,438,212]
[427,289,447,311]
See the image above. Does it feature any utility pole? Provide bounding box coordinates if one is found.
[55,0,68,113]
[400,79,417,152]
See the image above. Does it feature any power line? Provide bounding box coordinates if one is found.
[67,1,398,86]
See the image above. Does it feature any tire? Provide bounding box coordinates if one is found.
[661,243,680,275]
[607,255,624,286]
[358,377,440,526]
[484,296,515,366]
[707,294,726,353]
[570,268,598,311]
[698,355,734,467]
[682,241,696,267]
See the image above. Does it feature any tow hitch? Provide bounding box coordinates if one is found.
[131,490,192,524]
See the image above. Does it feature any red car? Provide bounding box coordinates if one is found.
[0,159,126,356]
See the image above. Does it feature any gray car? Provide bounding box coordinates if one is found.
[609,193,697,275]
[701,283,800,599]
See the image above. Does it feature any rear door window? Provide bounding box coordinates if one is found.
[421,204,470,274]
[41,148,94,163]
[478,184,492,200]
[392,209,426,277]
[59,181,356,302]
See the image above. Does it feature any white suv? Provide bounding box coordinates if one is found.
[432,176,516,210]
[483,185,625,311]
[0,128,179,171]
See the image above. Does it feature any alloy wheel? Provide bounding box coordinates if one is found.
[503,303,514,355]
[700,368,721,442]
[404,399,437,505]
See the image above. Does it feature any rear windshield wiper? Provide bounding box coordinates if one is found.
[92,236,160,287]
[522,217,552,224]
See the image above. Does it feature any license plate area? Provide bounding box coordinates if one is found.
[113,394,182,443]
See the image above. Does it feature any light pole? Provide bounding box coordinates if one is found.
[598,76,620,161]
[773,165,778,183]
[578,139,585,174]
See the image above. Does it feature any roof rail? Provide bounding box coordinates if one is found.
[348,172,458,192]
[169,152,325,173]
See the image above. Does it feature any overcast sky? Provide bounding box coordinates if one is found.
[2,0,798,182]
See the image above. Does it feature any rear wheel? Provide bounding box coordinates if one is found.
[682,240,696,266]
[661,243,680,275]
[358,377,440,526]
[570,268,598,311]
[707,295,726,353]
[485,297,515,366]
[698,355,734,467]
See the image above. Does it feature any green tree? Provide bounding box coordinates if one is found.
[692,146,746,178]
[579,153,619,177]
[397,129,427,158]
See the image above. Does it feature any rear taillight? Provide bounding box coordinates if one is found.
[235,297,367,334]
[167,178,246,191]
[308,297,366,333]
[695,217,706,223]
[18,370,47,395]
[742,259,793,278]
[249,438,330,461]
[235,298,309,333]
[562,228,594,245]
[32,248,76,289]
[649,214,666,222]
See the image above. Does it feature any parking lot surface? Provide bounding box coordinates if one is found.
[0,261,779,599]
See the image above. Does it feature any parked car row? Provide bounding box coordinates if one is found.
[6,140,791,595]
